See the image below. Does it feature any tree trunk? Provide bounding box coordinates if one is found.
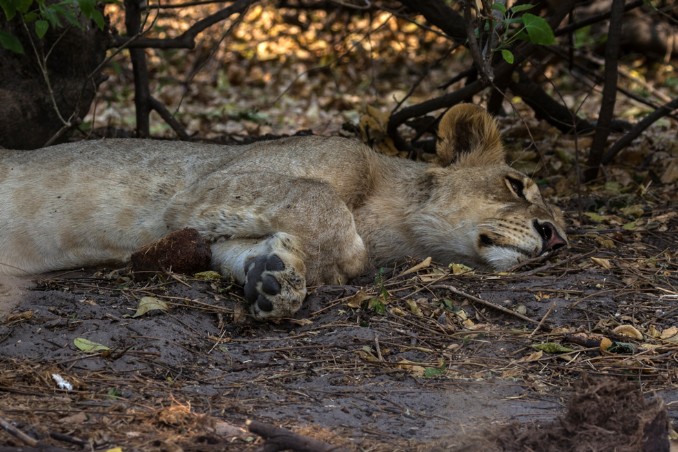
[0,18,108,150]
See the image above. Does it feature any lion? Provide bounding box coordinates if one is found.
[0,104,567,319]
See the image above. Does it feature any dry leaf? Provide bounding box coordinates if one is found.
[133,296,169,318]
[591,257,612,269]
[517,350,543,363]
[599,337,613,352]
[399,257,432,276]
[595,236,616,249]
[346,291,371,308]
[396,359,426,377]
[73,337,110,353]
[660,326,678,340]
[613,325,643,340]
[406,299,424,317]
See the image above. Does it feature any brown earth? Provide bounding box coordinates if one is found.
[0,202,676,451]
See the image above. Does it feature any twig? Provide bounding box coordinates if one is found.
[374,334,384,361]
[431,284,551,331]
[529,302,555,338]
[246,419,347,452]
[463,1,493,82]
[149,97,190,140]
[111,0,256,49]
[0,415,38,446]
[603,96,678,164]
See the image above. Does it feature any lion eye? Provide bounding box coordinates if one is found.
[506,176,525,199]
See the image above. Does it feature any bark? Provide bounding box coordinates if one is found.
[0,18,108,149]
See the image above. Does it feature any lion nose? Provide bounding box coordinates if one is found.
[533,220,567,253]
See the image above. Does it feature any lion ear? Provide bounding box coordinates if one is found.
[435,104,505,167]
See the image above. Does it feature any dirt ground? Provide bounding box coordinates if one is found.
[0,200,676,451]
[2,5,678,449]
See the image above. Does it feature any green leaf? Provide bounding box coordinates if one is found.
[0,0,17,20]
[510,3,535,13]
[0,30,24,53]
[133,296,169,318]
[16,0,33,14]
[584,212,607,223]
[74,337,110,352]
[501,49,514,64]
[368,297,386,315]
[77,0,94,15]
[34,19,48,38]
[521,13,555,45]
[423,366,446,378]
[22,11,38,22]
[491,2,506,14]
[89,8,104,29]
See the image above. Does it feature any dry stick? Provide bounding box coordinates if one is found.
[584,0,625,182]
[431,284,551,331]
[463,1,493,82]
[0,415,38,447]
[603,96,678,165]
[246,419,347,452]
[529,302,555,338]
[111,0,257,49]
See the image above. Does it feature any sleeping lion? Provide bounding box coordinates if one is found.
[0,104,567,319]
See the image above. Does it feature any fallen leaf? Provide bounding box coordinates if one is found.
[517,350,543,362]
[661,326,678,340]
[449,263,473,275]
[399,257,431,276]
[595,236,616,249]
[133,296,169,318]
[584,212,607,223]
[74,337,110,353]
[620,204,644,218]
[591,257,612,269]
[355,349,380,362]
[396,359,426,377]
[423,366,446,378]
[613,324,643,340]
[406,299,423,317]
[346,291,371,308]
[600,337,613,352]
[193,270,221,280]
[532,343,574,353]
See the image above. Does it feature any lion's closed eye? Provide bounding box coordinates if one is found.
[505,176,525,199]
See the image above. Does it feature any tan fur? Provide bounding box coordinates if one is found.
[0,104,567,319]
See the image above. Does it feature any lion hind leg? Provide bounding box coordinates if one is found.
[211,232,307,320]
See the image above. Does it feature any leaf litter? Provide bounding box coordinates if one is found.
[1,3,677,450]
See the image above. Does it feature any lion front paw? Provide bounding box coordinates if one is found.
[243,253,306,320]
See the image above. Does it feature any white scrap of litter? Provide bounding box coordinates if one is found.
[52,373,73,391]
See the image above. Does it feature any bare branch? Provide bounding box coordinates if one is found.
[603,96,678,165]
[111,0,256,49]
[584,0,625,182]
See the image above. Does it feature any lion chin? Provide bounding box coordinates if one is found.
[0,104,567,319]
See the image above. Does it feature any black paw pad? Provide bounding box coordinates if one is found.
[261,274,281,295]
[265,255,285,272]
[243,254,284,303]
[256,295,274,312]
